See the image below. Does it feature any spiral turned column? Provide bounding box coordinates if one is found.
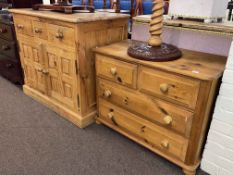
[127,0,182,61]
[148,0,164,46]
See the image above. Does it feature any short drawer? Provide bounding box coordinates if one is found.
[32,20,48,40]
[98,99,189,161]
[14,15,33,36]
[138,67,200,109]
[98,79,193,137]
[96,55,137,89]
[47,24,75,47]
[0,23,14,41]
[0,38,17,59]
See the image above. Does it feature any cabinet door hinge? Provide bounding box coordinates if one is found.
[75,60,79,75]
[77,94,80,108]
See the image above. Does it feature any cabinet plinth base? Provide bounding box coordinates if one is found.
[23,85,95,128]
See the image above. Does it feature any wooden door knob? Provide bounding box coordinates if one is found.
[37,68,43,72]
[108,112,114,119]
[55,32,64,39]
[110,67,117,76]
[163,115,172,125]
[160,83,169,93]
[104,90,112,98]
[34,28,42,33]
[17,24,24,29]
[161,139,169,149]
[42,69,49,75]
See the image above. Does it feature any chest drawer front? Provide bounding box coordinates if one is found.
[138,67,200,109]
[14,15,33,36]
[98,79,193,137]
[0,23,14,41]
[0,38,17,59]
[32,20,48,40]
[47,24,75,47]
[96,55,137,89]
[98,99,189,161]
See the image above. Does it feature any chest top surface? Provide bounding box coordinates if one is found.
[94,40,227,81]
[9,8,129,23]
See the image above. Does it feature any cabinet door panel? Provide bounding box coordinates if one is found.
[45,46,78,111]
[19,39,47,94]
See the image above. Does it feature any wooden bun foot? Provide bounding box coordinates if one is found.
[182,168,196,175]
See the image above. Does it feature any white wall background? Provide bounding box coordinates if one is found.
[201,41,233,175]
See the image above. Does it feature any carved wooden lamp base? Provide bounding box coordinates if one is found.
[128,41,182,62]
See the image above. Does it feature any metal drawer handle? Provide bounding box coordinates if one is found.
[160,83,169,93]
[2,45,10,51]
[0,28,7,33]
[34,28,42,33]
[5,63,13,68]
[163,115,172,125]
[55,32,64,39]
[16,24,24,29]
[104,90,112,98]
[110,67,117,76]
[161,139,169,149]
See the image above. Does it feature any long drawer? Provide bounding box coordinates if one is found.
[0,38,17,59]
[138,66,200,109]
[0,22,15,41]
[98,99,189,161]
[98,79,193,137]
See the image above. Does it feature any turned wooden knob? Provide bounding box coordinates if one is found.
[160,83,169,93]
[55,32,63,39]
[37,68,43,72]
[17,24,24,29]
[161,139,169,149]
[42,69,49,75]
[34,28,42,33]
[108,112,114,119]
[110,67,117,76]
[104,90,112,98]
[163,115,172,125]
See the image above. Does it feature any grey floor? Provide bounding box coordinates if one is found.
[0,76,209,175]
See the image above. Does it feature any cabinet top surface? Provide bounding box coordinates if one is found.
[9,8,129,23]
[94,40,227,80]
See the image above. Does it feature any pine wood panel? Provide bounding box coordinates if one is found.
[14,14,34,37]
[32,20,48,40]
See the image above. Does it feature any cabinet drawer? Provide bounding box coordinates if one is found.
[32,20,48,40]
[96,55,137,89]
[98,99,189,161]
[0,23,14,41]
[0,38,17,59]
[138,67,200,109]
[14,15,33,36]
[98,79,193,137]
[47,24,75,47]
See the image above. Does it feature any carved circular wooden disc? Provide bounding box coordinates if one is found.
[128,41,182,62]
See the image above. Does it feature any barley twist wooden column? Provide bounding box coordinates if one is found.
[148,0,163,46]
[128,0,182,62]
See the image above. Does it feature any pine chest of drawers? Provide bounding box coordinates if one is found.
[10,9,129,128]
[94,40,226,175]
